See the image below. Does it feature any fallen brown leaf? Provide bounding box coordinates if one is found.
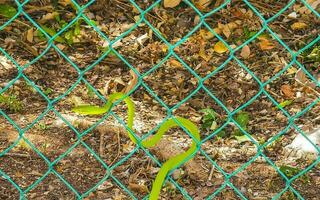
[164,0,182,8]
[240,45,250,59]
[259,40,275,50]
[124,69,139,94]
[281,84,295,98]
[194,0,213,11]
[128,183,149,194]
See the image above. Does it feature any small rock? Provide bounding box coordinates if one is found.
[288,12,297,19]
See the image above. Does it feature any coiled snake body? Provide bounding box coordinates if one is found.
[72,93,200,200]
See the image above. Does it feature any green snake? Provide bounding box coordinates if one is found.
[72,93,200,200]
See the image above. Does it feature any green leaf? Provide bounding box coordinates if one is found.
[74,22,81,35]
[200,108,217,130]
[234,135,252,143]
[44,88,53,96]
[200,108,216,120]
[90,19,97,26]
[64,30,74,44]
[243,27,257,40]
[279,165,300,178]
[216,130,226,138]
[233,112,250,136]
[72,105,106,115]
[0,4,17,18]
[306,46,320,62]
[235,112,250,128]
[99,46,116,56]
[40,25,66,43]
[86,85,95,98]
[276,100,293,109]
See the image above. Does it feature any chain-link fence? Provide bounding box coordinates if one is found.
[0,0,319,199]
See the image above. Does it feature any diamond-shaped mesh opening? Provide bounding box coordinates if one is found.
[235,95,289,143]
[175,152,225,199]
[230,158,286,199]
[265,65,319,116]
[203,60,260,110]
[268,0,320,51]
[25,172,76,199]
[173,88,228,139]
[84,0,137,41]
[143,58,199,107]
[201,122,258,174]
[23,48,78,99]
[204,0,263,45]
[116,25,168,74]
[174,25,231,78]
[83,56,133,95]
[58,20,110,69]
[266,127,318,165]
[293,103,320,136]
[54,144,107,194]
[234,31,293,82]
[0,144,48,190]
[144,1,201,44]
[24,111,79,162]
[82,114,134,166]
[0,2,54,67]
[0,78,47,128]
[112,150,157,199]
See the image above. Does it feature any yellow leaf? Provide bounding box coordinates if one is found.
[26,28,33,43]
[169,59,183,68]
[214,41,228,54]
[164,0,182,8]
[291,22,308,30]
[199,48,212,61]
[194,0,212,10]
[257,34,270,42]
[259,40,275,50]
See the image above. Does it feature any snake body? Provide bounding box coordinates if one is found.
[72,93,200,200]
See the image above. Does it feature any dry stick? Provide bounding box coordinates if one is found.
[3,153,30,158]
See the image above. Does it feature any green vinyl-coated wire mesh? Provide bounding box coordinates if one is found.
[0,0,319,199]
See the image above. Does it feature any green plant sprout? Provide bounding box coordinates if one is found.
[72,92,201,200]
[0,94,23,112]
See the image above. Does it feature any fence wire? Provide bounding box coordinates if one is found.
[0,0,319,199]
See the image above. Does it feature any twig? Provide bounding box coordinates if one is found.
[3,153,30,158]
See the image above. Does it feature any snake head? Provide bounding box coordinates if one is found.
[72,105,107,115]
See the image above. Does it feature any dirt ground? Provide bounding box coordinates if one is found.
[0,0,319,199]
